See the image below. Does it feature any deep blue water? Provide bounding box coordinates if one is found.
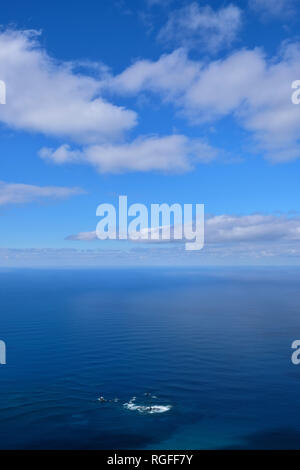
[1,267,300,449]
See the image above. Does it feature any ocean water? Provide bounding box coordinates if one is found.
[1,267,300,450]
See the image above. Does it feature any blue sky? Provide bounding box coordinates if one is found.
[1,0,300,266]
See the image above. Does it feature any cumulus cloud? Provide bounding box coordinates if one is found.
[0,29,137,143]
[2,26,300,172]
[181,46,300,162]
[158,2,242,53]
[0,181,84,206]
[106,48,200,99]
[108,43,300,162]
[39,135,218,173]
[0,29,218,174]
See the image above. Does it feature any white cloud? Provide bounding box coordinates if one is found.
[158,2,242,53]
[2,26,300,171]
[106,48,200,99]
[0,29,137,143]
[39,135,218,173]
[67,231,98,241]
[0,181,84,206]
[63,214,300,265]
[205,214,300,242]
[108,43,300,162]
[249,0,295,18]
[67,214,300,244]
[0,29,218,174]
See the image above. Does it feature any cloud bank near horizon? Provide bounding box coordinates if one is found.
[66,213,300,262]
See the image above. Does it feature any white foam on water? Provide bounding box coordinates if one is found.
[123,399,172,414]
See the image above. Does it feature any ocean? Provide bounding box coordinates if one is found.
[1,267,300,449]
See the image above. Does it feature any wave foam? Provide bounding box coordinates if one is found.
[123,398,171,414]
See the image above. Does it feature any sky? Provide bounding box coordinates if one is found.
[1,0,300,267]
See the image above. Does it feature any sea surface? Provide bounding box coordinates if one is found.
[1,267,300,449]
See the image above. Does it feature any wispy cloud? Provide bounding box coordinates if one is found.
[0,181,85,206]
[249,0,296,19]
[158,2,242,53]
